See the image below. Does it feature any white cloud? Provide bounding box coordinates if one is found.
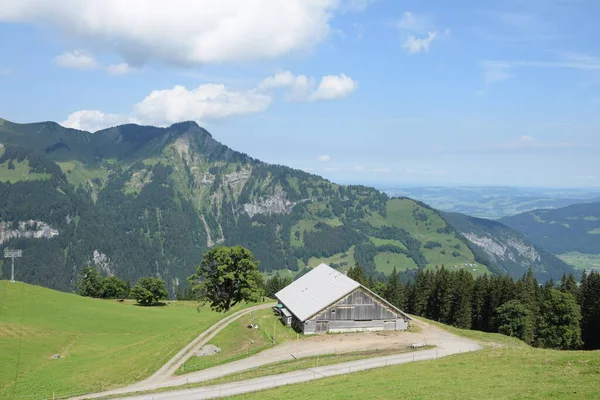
[312,73,358,100]
[133,84,272,126]
[402,32,437,54]
[0,68,10,75]
[60,110,138,132]
[317,155,331,162]
[62,69,354,131]
[396,12,446,54]
[259,71,358,102]
[63,81,271,131]
[106,63,136,76]
[54,50,100,70]
[352,165,366,172]
[1,0,340,66]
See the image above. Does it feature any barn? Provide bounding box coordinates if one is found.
[275,263,411,334]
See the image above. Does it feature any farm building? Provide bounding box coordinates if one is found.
[275,263,412,334]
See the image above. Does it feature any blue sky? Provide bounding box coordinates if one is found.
[0,0,599,187]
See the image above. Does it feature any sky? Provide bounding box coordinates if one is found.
[0,0,599,188]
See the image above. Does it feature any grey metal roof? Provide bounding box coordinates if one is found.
[275,263,360,322]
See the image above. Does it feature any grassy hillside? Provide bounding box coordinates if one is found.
[0,281,251,399]
[235,327,600,400]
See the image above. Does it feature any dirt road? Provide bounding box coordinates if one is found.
[73,317,481,400]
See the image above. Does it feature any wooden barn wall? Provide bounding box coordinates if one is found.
[309,288,399,322]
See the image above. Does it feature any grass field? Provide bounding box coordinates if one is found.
[57,161,109,191]
[559,252,600,271]
[178,309,297,375]
[0,159,51,183]
[0,281,254,399]
[234,324,600,400]
[374,252,417,274]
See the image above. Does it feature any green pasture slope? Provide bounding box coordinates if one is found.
[0,281,250,399]
[236,327,600,400]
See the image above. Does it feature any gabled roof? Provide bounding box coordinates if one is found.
[275,263,360,322]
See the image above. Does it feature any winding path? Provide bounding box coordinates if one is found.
[73,313,482,400]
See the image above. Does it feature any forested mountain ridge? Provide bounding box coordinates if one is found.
[441,212,574,279]
[0,118,574,293]
[500,202,600,255]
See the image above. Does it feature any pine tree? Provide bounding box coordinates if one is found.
[347,262,369,287]
[427,267,453,323]
[559,273,579,299]
[580,271,600,349]
[449,269,474,329]
[385,267,405,310]
[471,275,489,331]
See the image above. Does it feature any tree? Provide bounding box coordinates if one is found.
[494,300,535,344]
[131,277,169,306]
[385,267,404,309]
[535,289,583,350]
[347,263,369,287]
[189,246,264,312]
[580,271,600,349]
[559,273,578,299]
[76,267,105,298]
[265,274,292,298]
[102,276,130,299]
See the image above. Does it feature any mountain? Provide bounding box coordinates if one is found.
[380,186,600,220]
[441,212,574,280]
[500,202,600,255]
[0,118,574,292]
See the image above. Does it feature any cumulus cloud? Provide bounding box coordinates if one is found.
[317,155,331,162]
[396,11,447,54]
[259,71,358,102]
[133,84,272,126]
[0,0,341,67]
[61,110,138,132]
[62,69,356,131]
[54,50,99,70]
[106,63,136,76]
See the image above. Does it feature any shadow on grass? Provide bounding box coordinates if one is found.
[133,302,168,307]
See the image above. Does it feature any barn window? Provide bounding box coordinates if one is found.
[331,309,336,313]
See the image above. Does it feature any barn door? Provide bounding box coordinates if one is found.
[315,321,329,334]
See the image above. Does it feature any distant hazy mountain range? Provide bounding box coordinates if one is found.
[380,186,600,220]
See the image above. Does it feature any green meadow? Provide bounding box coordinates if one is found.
[178,308,298,375]
[235,326,600,400]
[0,281,251,399]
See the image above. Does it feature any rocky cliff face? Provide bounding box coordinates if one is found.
[0,220,59,245]
[463,232,541,265]
[243,187,298,218]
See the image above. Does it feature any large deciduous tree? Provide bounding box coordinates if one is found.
[494,299,535,344]
[190,246,264,312]
[131,277,169,306]
[535,289,582,350]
